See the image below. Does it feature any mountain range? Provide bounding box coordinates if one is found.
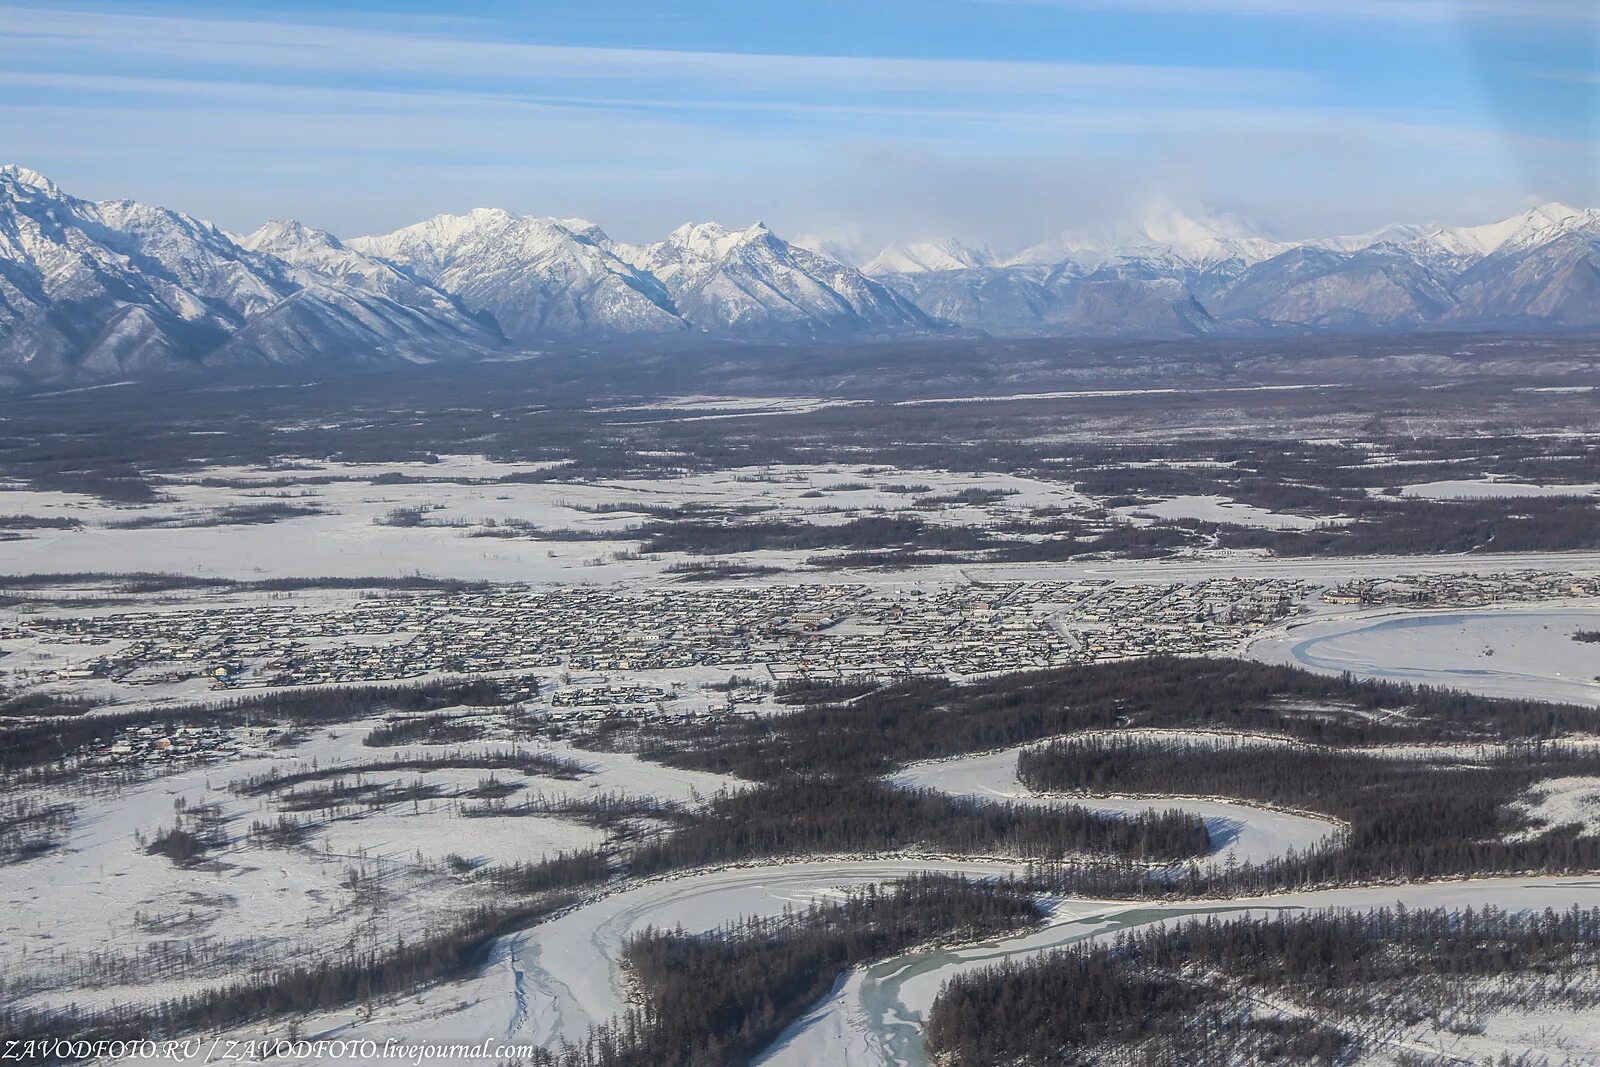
[867,203,1600,337]
[1,163,1596,385]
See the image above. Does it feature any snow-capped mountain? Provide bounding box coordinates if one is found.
[1207,206,1600,330]
[869,202,1600,336]
[1,163,1596,385]
[348,213,929,338]
[622,222,931,336]
[790,231,867,266]
[1298,204,1600,272]
[238,219,453,311]
[1411,203,1598,261]
[1213,246,1458,329]
[1446,223,1600,328]
[0,165,501,383]
[0,163,276,380]
[1008,207,1288,271]
[233,219,506,349]
[348,210,684,339]
[862,239,994,275]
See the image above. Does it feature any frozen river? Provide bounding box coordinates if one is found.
[244,736,1600,1067]
[219,858,1032,1060]
[890,745,1340,868]
[276,856,1600,1067]
[264,743,1339,1063]
[753,747,1342,1066]
[1251,606,1600,705]
[757,875,1600,1067]
[167,605,1600,1066]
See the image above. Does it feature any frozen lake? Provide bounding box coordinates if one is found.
[1251,607,1600,706]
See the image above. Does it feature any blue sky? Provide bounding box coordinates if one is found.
[2,0,1595,250]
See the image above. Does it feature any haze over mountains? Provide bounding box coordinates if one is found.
[2,163,1596,385]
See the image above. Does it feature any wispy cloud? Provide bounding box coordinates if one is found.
[1533,69,1600,84]
[0,5,1306,98]
[0,1,1586,246]
[0,70,1290,128]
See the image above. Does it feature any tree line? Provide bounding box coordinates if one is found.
[1217,495,1600,556]
[230,748,585,798]
[1018,734,1600,886]
[635,657,1600,781]
[363,711,488,747]
[625,777,1208,874]
[926,904,1600,1066]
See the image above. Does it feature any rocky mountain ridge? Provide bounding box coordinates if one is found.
[1,164,1595,385]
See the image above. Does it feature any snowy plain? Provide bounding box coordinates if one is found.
[1115,493,1340,531]
[2,722,742,1016]
[0,458,1092,583]
[1398,479,1600,501]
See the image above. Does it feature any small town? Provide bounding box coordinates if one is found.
[79,724,283,768]
[11,570,1596,695]
[1320,571,1600,607]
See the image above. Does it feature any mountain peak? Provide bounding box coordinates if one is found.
[660,221,780,263]
[1398,201,1600,260]
[0,164,60,195]
[1009,207,1283,269]
[670,220,768,238]
[864,239,993,275]
[552,216,610,244]
[464,206,518,226]
[628,219,927,334]
[352,209,623,267]
[1525,201,1583,224]
[239,218,342,253]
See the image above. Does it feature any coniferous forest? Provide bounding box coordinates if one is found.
[926,905,1600,1066]
[9,656,1600,1065]
[1017,734,1600,884]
